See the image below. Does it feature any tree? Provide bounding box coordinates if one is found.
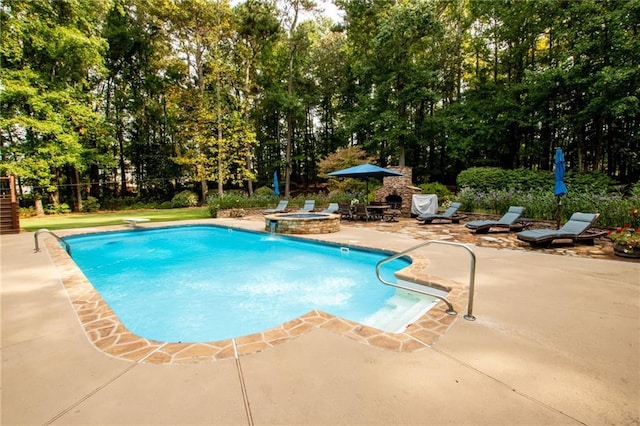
[279,0,318,196]
[0,0,111,212]
[232,0,281,195]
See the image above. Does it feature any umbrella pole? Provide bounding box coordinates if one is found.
[365,179,369,204]
[556,196,562,229]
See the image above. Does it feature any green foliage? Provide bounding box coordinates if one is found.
[207,203,219,218]
[171,190,199,208]
[289,194,330,210]
[458,168,510,192]
[207,192,274,210]
[457,167,547,192]
[19,206,37,218]
[318,147,374,177]
[3,0,638,212]
[456,182,639,228]
[457,167,617,195]
[81,196,101,213]
[160,201,174,209]
[254,186,276,197]
[20,207,210,231]
[327,191,354,204]
[44,203,72,215]
[566,171,617,194]
[100,197,140,211]
[0,0,111,195]
[419,183,453,203]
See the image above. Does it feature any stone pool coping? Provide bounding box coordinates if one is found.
[44,223,469,364]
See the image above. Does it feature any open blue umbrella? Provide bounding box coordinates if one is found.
[328,163,403,202]
[327,163,404,179]
[554,148,567,228]
[273,171,280,196]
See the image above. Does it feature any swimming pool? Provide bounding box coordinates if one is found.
[64,225,435,343]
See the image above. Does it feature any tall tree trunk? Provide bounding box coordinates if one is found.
[116,106,127,197]
[285,50,295,197]
[284,3,300,198]
[74,167,82,212]
[244,62,254,196]
[35,193,45,217]
[216,77,223,197]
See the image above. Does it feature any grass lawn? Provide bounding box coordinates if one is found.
[20,207,210,231]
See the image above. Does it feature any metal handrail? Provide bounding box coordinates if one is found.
[375,240,477,321]
[34,229,71,256]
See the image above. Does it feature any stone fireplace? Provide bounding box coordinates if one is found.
[374,166,421,217]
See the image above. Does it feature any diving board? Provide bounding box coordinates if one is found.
[122,218,150,228]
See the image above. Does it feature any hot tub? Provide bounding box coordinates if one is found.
[264,213,340,234]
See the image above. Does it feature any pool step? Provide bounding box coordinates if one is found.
[362,290,437,333]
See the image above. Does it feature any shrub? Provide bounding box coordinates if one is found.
[456,183,639,227]
[254,186,275,197]
[289,193,331,210]
[210,193,260,209]
[159,201,174,209]
[19,206,37,218]
[171,190,199,208]
[81,196,100,212]
[419,182,453,204]
[101,196,139,210]
[327,191,354,204]
[207,200,219,218]
[457,167,512,192]
[44,203,71,215]
[457,166,617,194]
[567,171,617,193]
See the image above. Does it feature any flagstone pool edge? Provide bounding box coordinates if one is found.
[44,230,467,364]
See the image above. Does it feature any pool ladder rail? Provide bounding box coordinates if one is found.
[34,228,71,256]
[375,240,477,321]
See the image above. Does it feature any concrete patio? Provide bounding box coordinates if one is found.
[1,216,638,425]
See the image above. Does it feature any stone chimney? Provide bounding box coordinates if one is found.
[374,166,421,217]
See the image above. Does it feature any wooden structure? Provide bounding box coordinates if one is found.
[0,176,20,234]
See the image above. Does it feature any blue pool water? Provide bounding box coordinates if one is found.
[64,225,432,343]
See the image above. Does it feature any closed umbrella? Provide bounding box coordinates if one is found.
[327,163,403,202]
[554,148,567,228]
[273,171,280,196]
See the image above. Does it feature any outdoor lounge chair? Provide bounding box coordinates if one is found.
[516,212,606,248]
[416,202,462,224]
[321,203,339,214]
[263,200,288,214]
[297,200,315,213]
[465,206,525,234]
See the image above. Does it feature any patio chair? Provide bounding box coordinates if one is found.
[263,200,288,214]
[465,206,525,234]
[338,202,354,220]
[297,199,315,213]
[354,203,373,221]
[516,212,606,248]
[416,202,463,224]
[321,203,339,214]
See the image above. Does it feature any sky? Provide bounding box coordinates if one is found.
[230,0,345,23]
[316,0,344,22]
